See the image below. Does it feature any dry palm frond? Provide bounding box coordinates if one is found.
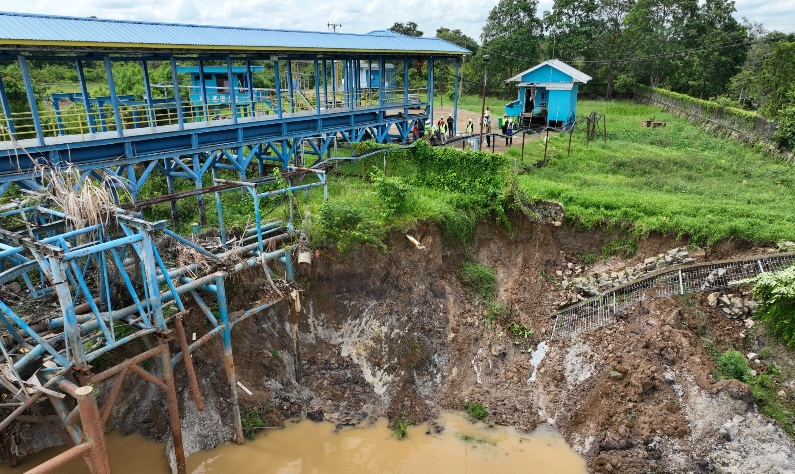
[32,163,129,230]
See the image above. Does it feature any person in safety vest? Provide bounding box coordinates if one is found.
[439,120,447,144]
[466,118,474,134]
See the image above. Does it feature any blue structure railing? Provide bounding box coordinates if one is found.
[0,12,466,473]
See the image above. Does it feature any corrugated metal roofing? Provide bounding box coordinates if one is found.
[506,59,592,83]
[0,12,470,55]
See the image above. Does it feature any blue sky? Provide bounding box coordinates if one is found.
[1,0,792,42]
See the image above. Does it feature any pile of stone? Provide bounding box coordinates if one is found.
[778,241,795,252]
[707,290,759,319]
[554,247,696,305]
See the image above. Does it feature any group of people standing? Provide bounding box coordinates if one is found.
[410,108,519,148]
[412,114,456,145]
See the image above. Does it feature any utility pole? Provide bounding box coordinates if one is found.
[478,54,490,152]
[328,24,342,99]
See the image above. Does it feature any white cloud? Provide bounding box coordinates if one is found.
[2,0,793,47]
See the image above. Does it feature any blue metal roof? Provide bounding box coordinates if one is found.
[0,12,470,55]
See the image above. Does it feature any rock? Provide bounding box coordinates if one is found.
[609,370,624,381]
[744,319,755,329]
[778,390,786,398]
[664,371,676,384]
[491,345,506,357]
[720,420,739,441]
[719,295,732,307]
[556,270,563,276]
[746,352,757,361]
[6,281,22,293]
[307,410,325,422]
[707,292,720,307]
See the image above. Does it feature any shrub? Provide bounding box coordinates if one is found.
[754,265,795,347]
[774,105,795,151]
[715,350,752,382]
[370,167,410,216]
[242,407,271,440]
[318,202,385,253]
[464,401,488,421]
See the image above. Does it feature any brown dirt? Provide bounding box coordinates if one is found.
[12,215,793,473]
[178,215,795,473]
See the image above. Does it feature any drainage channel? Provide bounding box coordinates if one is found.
[551,252,795,340]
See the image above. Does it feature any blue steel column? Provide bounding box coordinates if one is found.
[141,60,156,127]
[47,255,86,368]
[286,60,294,113]
[273,58,283,119]
[403,58,409,113]
[427,58,434,121]
[198,60,209,122]
[246,59,255,118]
[0,76,17,139]
[453,57,461,136]
[193,153,206,226]
[379,57,385,108]
[140,227,165,329]
[17,56,44,145]
[330,60,336,108]
[226,57,238,124]
[76,60,97,133]
[314,58,321,116]
[170,57,185,130]
[322,59,328,109]
[103,56,124,137]
[214,275,244,444]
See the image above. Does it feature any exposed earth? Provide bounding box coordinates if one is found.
[7,216,795,473]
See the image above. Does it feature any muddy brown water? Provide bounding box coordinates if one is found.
[3,412,586,473]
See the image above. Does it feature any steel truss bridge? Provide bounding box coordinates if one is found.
[0,12,467,474]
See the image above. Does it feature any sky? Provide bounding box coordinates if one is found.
[0,0,793,42]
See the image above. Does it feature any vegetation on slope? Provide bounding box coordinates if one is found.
[512,100,795,245]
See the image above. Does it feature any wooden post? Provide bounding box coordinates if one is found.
[543,129,550,163]
[603,114,607,143]
[568,125,574,156]
[521,130,526,163]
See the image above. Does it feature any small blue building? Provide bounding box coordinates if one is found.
[504,59,591,127]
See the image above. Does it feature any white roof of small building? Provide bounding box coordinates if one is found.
[506,59,592,84]
[517,81,575,90]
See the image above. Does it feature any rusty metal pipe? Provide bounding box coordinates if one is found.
[158,337,186,474]
[89,345,163,384]
[99,367,128,426]
[71,385,111,474]
[174,314,204,411]
[24,443,91,474]
[129,365,167,391]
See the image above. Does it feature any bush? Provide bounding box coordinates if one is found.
[318,202,385,253]
[464,401,488,421]
[458,261,496,301]
[241,407,271,440]
[370,167,410,216]
[715,350,752,382]
[774,106,795,151]
[754,265,795,346]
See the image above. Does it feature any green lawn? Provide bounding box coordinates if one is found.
[510,100,795,245]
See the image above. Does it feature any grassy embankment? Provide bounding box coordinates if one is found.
[504,99,795,245]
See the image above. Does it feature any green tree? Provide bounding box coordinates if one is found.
[544,0,634,97]
[479,0,544,96]
[675,0,747,99]
[624,0,699,88]
[388,22,423,37]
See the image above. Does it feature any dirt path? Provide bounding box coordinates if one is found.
[432,105,555,157]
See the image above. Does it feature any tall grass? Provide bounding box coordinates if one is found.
[515,100,795,245]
